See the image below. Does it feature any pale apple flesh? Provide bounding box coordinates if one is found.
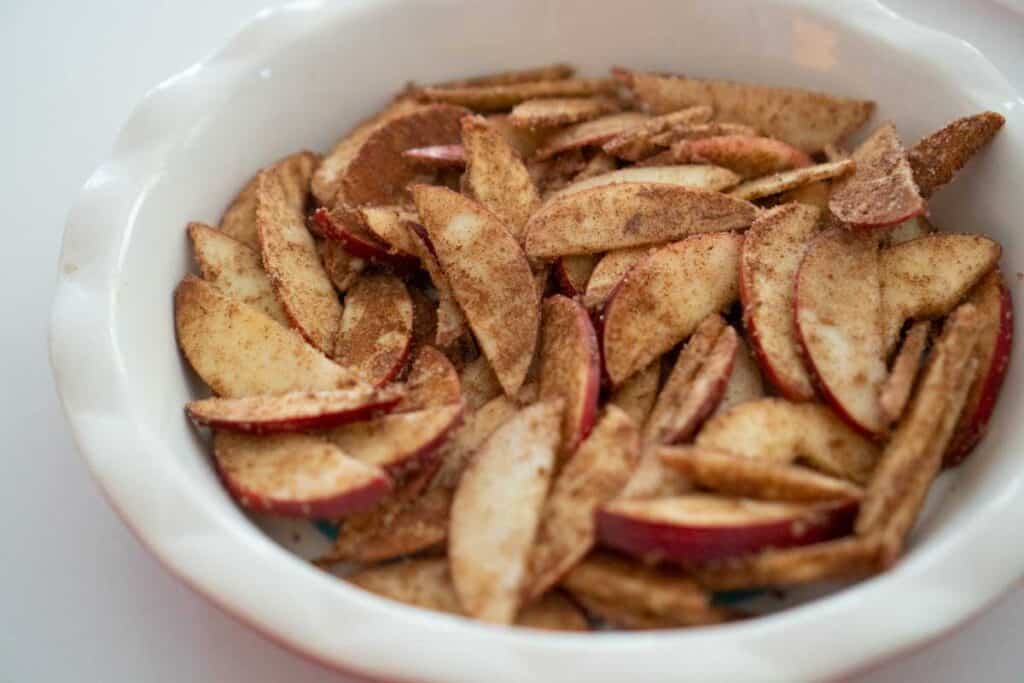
[333,273,414,387]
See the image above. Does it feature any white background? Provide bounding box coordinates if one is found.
[4,1,1022,680]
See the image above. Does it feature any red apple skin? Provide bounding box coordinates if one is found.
[559,296,602,453]
[945,282,1013,466]
[215,459,392,519]
[187,394,403,435]
[313,208,420,273]
[554,258,581,297]
[596,499,858,563]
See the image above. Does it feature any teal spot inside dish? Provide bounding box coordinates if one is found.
[313,519,339,541]
[713,589,765,605]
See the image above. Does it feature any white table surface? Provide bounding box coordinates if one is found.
[4,1,1022,680]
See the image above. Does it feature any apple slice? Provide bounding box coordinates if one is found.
[313,207,420,272]
[524,183,754,258]
[427,63,575,89]
[348,558,589,631]
[412,185,540,397]
[795,228,888,437]
[561,552,724,628]
[534,112,651,160]
[186,386,402,434]
[449,400,563,624]
[461,115,540,240]
[554,254,598,297]
[539,295,602,456]
[175,276,357,396]
[603,232,743,385]
[613,68,874,152]
[597,494,858,563]
[324,403,462,478]
[881,215,935,247]
[415,78,616,111]
[526,406,640,599]
[319,239,365,294]
[646,122,760,150]
[660,446,863,503]
[405,222,469,348]
[486,114,553,158]
[509,96,620,128]
[691,536,881,590]
[222,151,318,248]
[878,233,1001,352]
[398,346,461,411]
[213,431,390,517]
[401,144,466,169]
[778,180,830,210]
[312,98,423,206]
[879,320,931,424]
[696,398,881,485]
[908,111,1005,197]
[857,304,983,564]
[947,271,1014,465]
[671,135,813,179]
[340,104,467,207]
[601,105,713,160]
[187,222,288,325]
[829,123,925,229]
[257,167,343,355]
[713,337,765,417]
[729,159,854,201]
[609,360,660,426]
[359,206,422,256]
[334,273,414,386]
[740,203,821,401]
[458,355,503,412]
[547,165,742,202]
[582,246,650,311]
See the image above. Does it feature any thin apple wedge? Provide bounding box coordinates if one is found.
[539,295,601,456]
[509,96,620,128]
[458,356,503,412]
[609,360,660,426]
[613,68,874,152]
[187,222,287,325]
[334,273,414,387]
[582,246,650,311]
[602,232,743,385]
[412,185,540,397]
[713,339,765,418]
[401,144,466,169]
[729,159,854,201]
[947,271,1014,465]
[449,400,563,624]
[857,304,983,565]
[879,321,931,424]
[360,206,423,257]
[525,183,754,258]
[881,215,936,247]
[879,233,1001,352]
[319,239,365,294]
[660,446,863,503]
[671,135,813,179]
[561,552,724,628]
[778,180,830,210]
[646,122,759,150]
[554,254,598,297]
[829,123,924,229]
[397,346,461,411]
[740,203,821,401]
[597,494,858,563]
[461,115,539,240]
[257,166,343,355]
[486,114,553,158]
[324,403,462,478]
[795,228,888,437]
[691,536,882,590]
[405,221,469,348]
[908,111,1005,197]
[312,98,423,206]
[340,104,467,206]
[547,165,741,202]
[415,78,616,111]
[213,432,390,517]
[534,112,651,160]
[348,558,588,631]
[222,151,318,247]
[187,386,402,434]
[175,276,357,396]
[601,105,713,160]
[313,207,420,273]
[427,63,575,89]
[696,398,881,485]
[527,407,640,599]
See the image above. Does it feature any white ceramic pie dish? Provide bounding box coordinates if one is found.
[50,0,1024,680]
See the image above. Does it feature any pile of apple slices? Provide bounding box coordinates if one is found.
[175,62,1012,630]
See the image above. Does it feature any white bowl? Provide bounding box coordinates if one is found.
[50,1,1024,680]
